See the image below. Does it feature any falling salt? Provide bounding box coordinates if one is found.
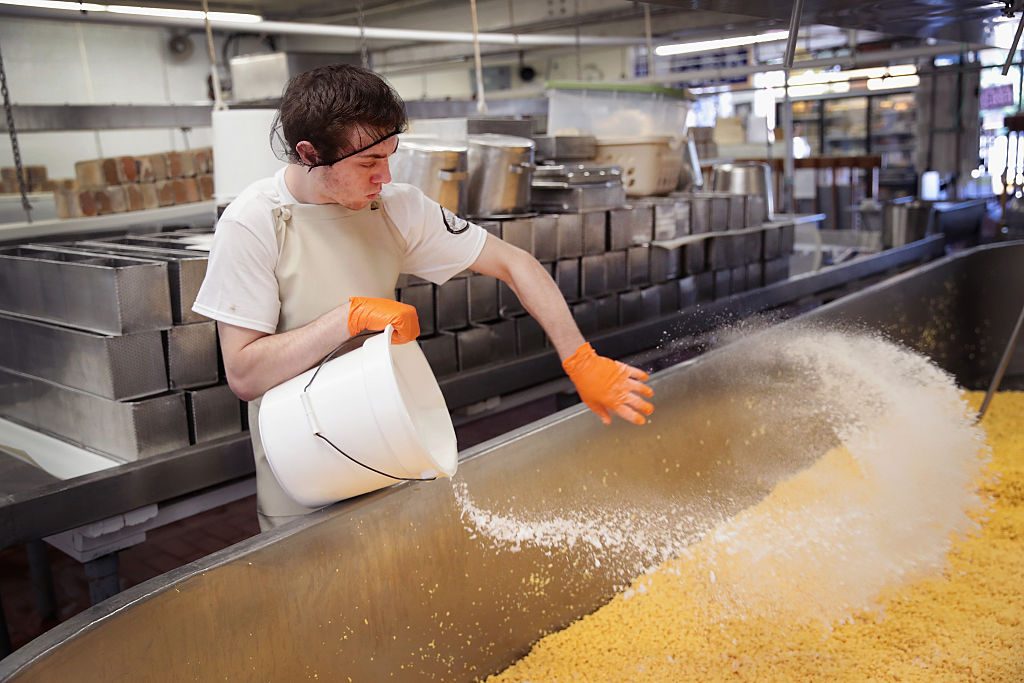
[452,326,988,625]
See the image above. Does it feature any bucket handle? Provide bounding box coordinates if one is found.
[300,324,438,483]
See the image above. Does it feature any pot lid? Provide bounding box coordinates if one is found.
[467,133,535,149]
[398,135,467,153]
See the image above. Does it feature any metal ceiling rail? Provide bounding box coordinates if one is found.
[0,6,645,47]
[0,103,214,133]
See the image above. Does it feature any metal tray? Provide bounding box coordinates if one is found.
[0,246,172,335]
[533,162,620,185]
[0,313,167,400]
[0,368,189,461]
[531,180,626,213]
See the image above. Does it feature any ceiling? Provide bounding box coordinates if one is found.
[1,0,1012,49]
[647,0,1009,45]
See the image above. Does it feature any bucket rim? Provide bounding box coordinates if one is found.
[368,325,457,478]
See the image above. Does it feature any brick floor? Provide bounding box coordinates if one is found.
[0,398,552,656]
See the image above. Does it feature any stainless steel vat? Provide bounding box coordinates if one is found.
[390,136,469,216]
[3,244,1022,683]
[709,162,775,221]
[466,134,534,218]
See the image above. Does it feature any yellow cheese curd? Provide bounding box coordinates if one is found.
[489,391,1024,683]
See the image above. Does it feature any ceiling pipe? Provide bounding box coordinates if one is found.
[0,6,645,47]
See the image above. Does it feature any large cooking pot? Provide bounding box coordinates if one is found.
[390,135,469,216]
[466,134,534,218]
[710,161,774,220]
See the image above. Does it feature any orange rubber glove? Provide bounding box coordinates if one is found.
[562,343,654,426]
[347,296,420,344]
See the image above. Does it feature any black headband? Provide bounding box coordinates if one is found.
[305,128,403,172]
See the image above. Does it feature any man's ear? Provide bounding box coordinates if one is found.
[295,141,319,166]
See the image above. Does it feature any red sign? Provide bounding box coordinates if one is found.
[981,84,1015,110]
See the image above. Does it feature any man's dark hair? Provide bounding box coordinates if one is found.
[273,64,407,166]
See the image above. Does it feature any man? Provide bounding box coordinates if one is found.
[193,64,654,531]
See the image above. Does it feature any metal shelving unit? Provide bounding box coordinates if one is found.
[791,99,822,155]
[824,96,869,156]
[871,92,918,197]
[778,90,919,200]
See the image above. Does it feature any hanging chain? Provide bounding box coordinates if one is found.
[0,37,32,223]
[358,0,370,69]
[507,0,518,48]
[574,0,582,80]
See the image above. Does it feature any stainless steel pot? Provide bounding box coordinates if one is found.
[466,134,534,218]
[390,135,469,215]
[710,161,774,220]
[882,197,932,248]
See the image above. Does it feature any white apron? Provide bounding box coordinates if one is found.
[249,200,405,531]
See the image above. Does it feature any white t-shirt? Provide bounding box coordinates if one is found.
[192,168,487,334]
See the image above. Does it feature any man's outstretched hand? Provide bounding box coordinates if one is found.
[562,343,655,425]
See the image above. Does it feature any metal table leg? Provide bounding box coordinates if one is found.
[0,590,10,658]
[25,540,56,621]
[83,553,120,605]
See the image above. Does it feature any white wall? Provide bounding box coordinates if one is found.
[384,45,630,102]
[0,17,217,179]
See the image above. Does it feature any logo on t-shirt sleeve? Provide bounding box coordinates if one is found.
[441,207,470,235]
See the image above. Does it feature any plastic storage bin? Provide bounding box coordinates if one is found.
[594,136,683,197]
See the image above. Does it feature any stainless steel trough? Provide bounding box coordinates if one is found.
[1,242,1020,682]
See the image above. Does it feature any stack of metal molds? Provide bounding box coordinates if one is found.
[400,147,796,380]
[0,229,242,462]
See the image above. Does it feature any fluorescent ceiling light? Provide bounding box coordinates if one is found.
[887,64,917,77]
[787,64,916,86]
[866,74,921,91]
[0,0,262,23]
[1,0,104,8]
[781,83,829,98]
[105,5,261,22]
[655,30,789,57]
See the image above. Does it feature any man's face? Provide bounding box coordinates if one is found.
[314,129,398,210]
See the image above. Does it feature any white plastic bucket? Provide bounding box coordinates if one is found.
[258,325,458,508]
